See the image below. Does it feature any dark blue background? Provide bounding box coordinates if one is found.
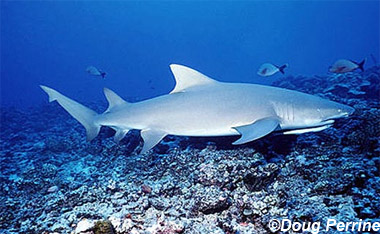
[1,1,379,108]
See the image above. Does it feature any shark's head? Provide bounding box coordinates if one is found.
[295,97,355,128]
[276,95,355,131]
[318,101,355,121]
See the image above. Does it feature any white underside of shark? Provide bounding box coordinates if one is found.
[40,64,354,154]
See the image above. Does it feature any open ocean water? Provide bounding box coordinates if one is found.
[1,1,379,234]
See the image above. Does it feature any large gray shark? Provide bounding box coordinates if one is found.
[40,64,354,154]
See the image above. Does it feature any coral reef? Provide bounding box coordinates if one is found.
[93,220,115,234]
[0,67,379,233]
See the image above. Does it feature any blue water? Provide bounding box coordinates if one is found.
[1,1,379,108]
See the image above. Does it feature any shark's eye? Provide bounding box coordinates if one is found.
[338,109,342,113]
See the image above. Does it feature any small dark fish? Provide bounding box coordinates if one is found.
[148,79,155,90]
[86,66,106,78]
[257,63,288,77]
[329,59,366,73]
[141,184,152,194]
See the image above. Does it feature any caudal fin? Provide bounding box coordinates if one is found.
[278,64,288,74]
[40,85,100,141]
[357,58,366,72]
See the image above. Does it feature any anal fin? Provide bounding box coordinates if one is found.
[140,129,167,154]
[232,117,280,145]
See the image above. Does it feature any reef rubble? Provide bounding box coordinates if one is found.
[0,66,379,233]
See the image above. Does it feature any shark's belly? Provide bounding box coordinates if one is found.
[126,90,273,136]
[153,111,241,136]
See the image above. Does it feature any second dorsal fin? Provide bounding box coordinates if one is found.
[103,88,129,112]
[169,64,218,94]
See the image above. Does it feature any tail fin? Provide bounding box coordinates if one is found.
[357,58,366,72]
[278,64,288,74]
[40,85,100,141]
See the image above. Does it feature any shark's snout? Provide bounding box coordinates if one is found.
[338,105,355,117]
[320,102,355,122]
[346,106,355,116]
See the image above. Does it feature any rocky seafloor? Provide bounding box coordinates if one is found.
[0,66,379,234]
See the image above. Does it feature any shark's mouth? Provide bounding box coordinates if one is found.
[281,120,335,135]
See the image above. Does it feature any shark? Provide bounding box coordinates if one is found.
[40,64,355,154]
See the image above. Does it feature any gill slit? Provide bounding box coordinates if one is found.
[292,103,295,122]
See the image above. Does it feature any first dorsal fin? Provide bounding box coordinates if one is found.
[169,64,218,94]
[103,88,129,112]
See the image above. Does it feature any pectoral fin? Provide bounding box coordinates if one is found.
[140,129,167,154]
[282,124,332,135]
[232,117,280,145]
